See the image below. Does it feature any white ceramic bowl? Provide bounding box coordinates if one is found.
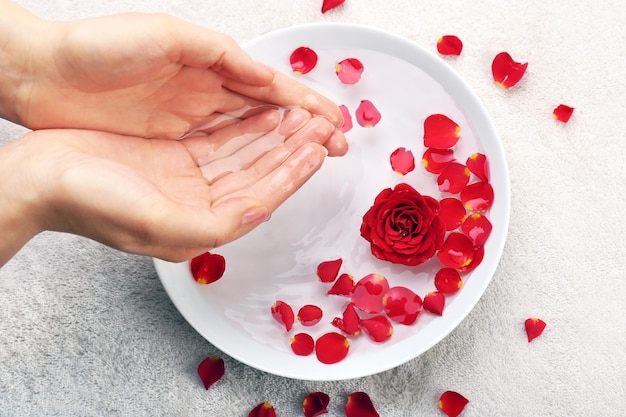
[154,23,510,381]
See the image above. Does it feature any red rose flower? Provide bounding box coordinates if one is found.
[360,183,445,266]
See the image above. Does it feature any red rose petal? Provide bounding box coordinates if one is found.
[336,58,364,84]
[339,105,353,133]
[351,274,390,314]
[553,104,574,123]
[321,0,345,13]
[345,392,380,417]
[423,291,445,315]
[438,163,471,194]
[382,286,423,325]
[317,258,343,282]
[315,332,350,364]
[303,392,330,417]
[248,402,277,417]
[457,245,484,273]
[461,213,493,248]
[437,233,475,269]
[332,302,361,335]
[390,147,416,175]
[465,153,489,183]
[439,197,467,231]
[460,182,494,212]
[437,35,463,56]
[327,273,355,296]
[190,252,226,285]
[355,100,382,128]
[525,317,547,343]
[492,51,528,89]
[197,356,225,390]
[298,304,323,326]
[290,46,318,75]
[360,315,393,343]
[439,391,469,417]
[291,333,315,356]
[271,300,295,332]
[422,148,456,174]
[423,114,460,149]
[434,268,463,294]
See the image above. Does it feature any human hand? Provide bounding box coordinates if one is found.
[1,9,347,155]
[0,109,335,264]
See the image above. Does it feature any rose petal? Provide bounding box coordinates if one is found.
[331,302,361,335]
[437,233,475,269]
[465,153,489,183]
[438,163,471,194]
[553,104,574,123]
[290,46,318,75]
[317,258,343,282]
[355,100,382,128]
[351,274,390,314]
[291,333,315,356]
[336,58,364,84]
[360,315,393,343]
[439,197,467,231]
[423,114,461,149]
[190,252,226,285]
[390,147,416,175]
[303,392,330,417]
[437,35,463,56]
[197,356,225,390]
[271,300,295,332]
[460,182,494,212]
[345,392,380,417]
[422,148,456,174]
[339,105,353,133]
[315,332,350,364]
[298,304,323,326]
[461,213,493,248]
[492,51,528,89]
[423,291,445,315]
[327,273,355,296]
[434,268,463,294]
[321,0,345,13]
[525,317,547,342]
[248,402,277,417]
[382,286,423,325]
[457,245,484,273]
[439,391,469,417]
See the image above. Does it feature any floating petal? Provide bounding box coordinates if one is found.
[331,302,361,335]
[355,100,382,128]
[336,58,364,84]
[327,273,355,296]
[460,182,494,212]
[321,0,345,13]
[339,105,353,133]
[315,332,350,364]
[248,402,277,417]
[423,291,445,315]
[360,315,393,343]
[197,356,225,390]
[351,274,390,314]
[434,268,462,294]
[553,104,574,123]
[317,258,343,282]
[344,392,380,417]
[298,304,323,326]
[390,147,415,175]
[466,153,489,182]
[461,213,493,248]
[270,300,294,332]
[303,392,330,417]
[290,46,318,75]
[437,233,475,269]
[437,35,463,56]
[492,51,528,89]
[382,286,423,325]
[439,391,469,417]
[438,163,471,194]
[525,317,547,342]
[423,114,461,149]
[190,252,226,285]
[439,197,467,231]
[291,333,315,356]
[422,148,456,174]
[457,245,484,273]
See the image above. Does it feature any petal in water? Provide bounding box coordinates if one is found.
[339,105,353,133]
[270,300,295,332]
[327,273,355,296]
[297,304,323,326]
[382,286,423,325]
[466,153,489,182]
[390,147,416,175]
[360,315,393,343]
[351,274,390,314]
[190,252,226,285]
[438,197,467,231]
[290,46,318,75]
[434,268,463,294]
[291,333,315,356]
[437,35,463,56]
[331,302,361,336]
[553,104,574,123]
[437,233,476,270]
[355,100,382,128]
[317,258,343,282]
[423,114,460,149]
[423,291,445,315]
[336,58,364,84]
[422,148,456,174]
[461,182,494,212]
[492,51,528,89]
[315,332,350,364]
[345,392,380,417]
[461,213,493,248]
[439,391,469,417]
[197,356,225,390]
[438,163,471,194]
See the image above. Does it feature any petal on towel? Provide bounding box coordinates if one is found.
[492,51,528,89]
[437,35,463,55]
[553,104,574,123]
[438,390,469,417]
[197,356,225,390]
[321,0,345,13]
[344,392,380,417]
[248,402,276,417]
[303,391,330,417]
[525,317,547,342]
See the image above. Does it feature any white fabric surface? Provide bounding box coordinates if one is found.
[1,0,625,416]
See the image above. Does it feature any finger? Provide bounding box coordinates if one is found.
[223,70,344,129]
[324,130,349,157]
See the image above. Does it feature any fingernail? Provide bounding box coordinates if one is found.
[241,206,270,226]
